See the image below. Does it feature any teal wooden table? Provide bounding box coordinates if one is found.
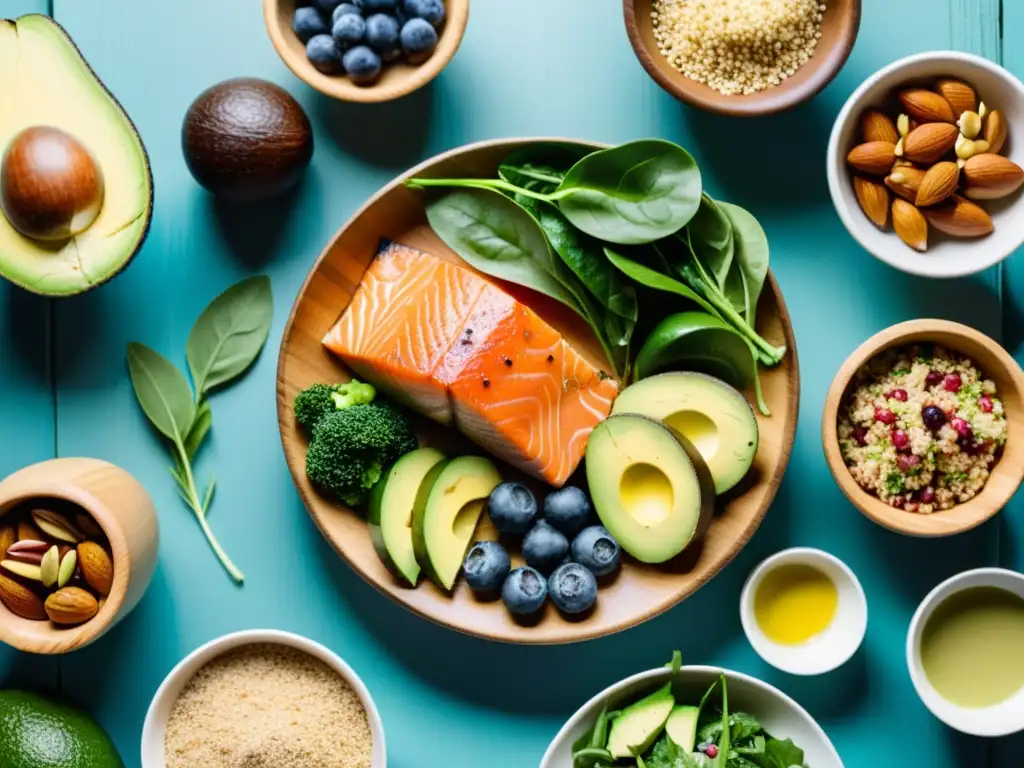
[1,0,1021,766]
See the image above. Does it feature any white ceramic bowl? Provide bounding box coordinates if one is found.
[907,568,1024,737]
[141,629,386,768]
[740,548,867,676]
[827,51,1024,278]
[540,664,844,768]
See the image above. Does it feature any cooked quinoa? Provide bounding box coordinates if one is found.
[837,345,1007,513]
[651,0,826,96]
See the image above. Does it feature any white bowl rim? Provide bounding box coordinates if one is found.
[140,628,386,768]
[739,547,868,676]
[906,567,1024,737]
[826,49,1024,278]
[538,663,844,768]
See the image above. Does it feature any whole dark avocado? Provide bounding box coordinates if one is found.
[0,689,124,768]
[182,78,313,200]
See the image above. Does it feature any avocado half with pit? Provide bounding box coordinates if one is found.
[411,456,502,590]
[0,15,152,296]
[585,414,714,564]
[612,372,758,495]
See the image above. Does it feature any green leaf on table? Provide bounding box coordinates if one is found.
[185,399,213,459]
[717,202,769,324]
[553,139,702,245]
[126,342,196,445]
[186,275,274,397]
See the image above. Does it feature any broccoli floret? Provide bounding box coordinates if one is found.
[294,379,377,434]
[305,402,418,507]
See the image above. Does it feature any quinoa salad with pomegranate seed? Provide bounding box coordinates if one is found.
[837,344,1007,513]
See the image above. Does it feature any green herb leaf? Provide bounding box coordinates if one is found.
[186,275,274,397]
[185,400,213,459]
[553,140,702,245]
[127,342,196,444]
[717,203,769,324]
[764,739,804,768]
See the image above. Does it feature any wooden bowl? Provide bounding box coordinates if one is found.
[623,0,861,117]
[0,458,159,654]
[276,137,800,644]
[822,319,1024,537]
[263,0,469,104]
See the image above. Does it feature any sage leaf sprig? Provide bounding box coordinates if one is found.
[127,275,273,583]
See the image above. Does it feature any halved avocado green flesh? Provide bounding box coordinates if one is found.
[368,447,446,586]
[411,456,502,590]
[606,682,675,759]
[0,15,152,296]
[586,414,714,564]
[612,372,758,494]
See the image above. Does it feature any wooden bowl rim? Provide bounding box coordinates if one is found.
[262,0,469,104]
[0,458,129,654]
[821,319,1024,537]
[276,136,801,644]
[621,0,862,117]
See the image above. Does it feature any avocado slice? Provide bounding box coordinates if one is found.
[411,456,502,590]
[612,372,758,495]
[368,447,446,587]
[606,682,675,760]
[0,15,152,296]
[665,704,700,752]
[585,414,714,564]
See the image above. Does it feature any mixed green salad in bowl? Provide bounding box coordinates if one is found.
[541,654,843,768]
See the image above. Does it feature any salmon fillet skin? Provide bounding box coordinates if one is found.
[321,241,619,487]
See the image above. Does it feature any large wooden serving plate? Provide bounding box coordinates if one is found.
[277,138,800,644]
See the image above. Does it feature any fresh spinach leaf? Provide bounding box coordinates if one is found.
[764,739,804,768]
[717,202,769,324]
[633,312,755,387]
[127,342,196,444]
[687,195,734,290]
[725,713,763,746]
[604,248,723,320]
[726,757,761,768]
[499,143,590,193]
[552,139,702,245]
[186,275,273,398]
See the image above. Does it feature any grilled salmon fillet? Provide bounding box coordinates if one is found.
[321,241,619,486]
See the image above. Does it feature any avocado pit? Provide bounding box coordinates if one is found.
[1,125,104,241]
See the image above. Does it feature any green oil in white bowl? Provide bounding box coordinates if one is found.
[921,586,1024,709]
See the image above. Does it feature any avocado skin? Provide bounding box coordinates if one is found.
[0,690,124,768]
[0,15,154,297]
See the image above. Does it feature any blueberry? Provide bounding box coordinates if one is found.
[543,486,593,537]
[404,0,445,27]
[333,13,366,47]
[502,566,547,615]
[342,45,382,84]
[332,3,362,24]
[922,405,947,431]
[522,520,569,574]
[365,14,400,52]
[487,482,538,535]
[548,563,598,615]
[571,525,621,577]
[293,6,329,42]
[463,541,511,593]
[400,17,438,63]
[362,0,399,10]
[315,0,345,14]
[306,34,342,73]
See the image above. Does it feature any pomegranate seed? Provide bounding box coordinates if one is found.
[920,486,936,504]
[951,417,971,439]
[853,427,869,446]
[705,745,719,759]
[944,373,962,392]
[980,396,994,413]
[890,496,905,509]
[898,454,921,472]
[892,429,910,451]
[890,389,908,402]
[875,407,895,425]
[926,371,943,387]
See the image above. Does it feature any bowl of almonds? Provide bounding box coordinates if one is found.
[0,457,158,655]
[828,51,1024,277]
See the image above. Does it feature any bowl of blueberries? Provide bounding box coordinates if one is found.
[264,0,468,103]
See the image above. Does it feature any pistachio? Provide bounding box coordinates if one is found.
[957,111,982,140]
[57,550,78,588]
[30,509,82,544]
[0,559,43,582]
[40,545,59,588]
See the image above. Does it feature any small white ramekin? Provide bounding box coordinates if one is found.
[141,629,386,767]
[740,547,867,675]
[907,568,1024,737]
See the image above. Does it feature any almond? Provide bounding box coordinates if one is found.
[77,541,113,597]
[903,123,959,165]
[860,110,900,144]
[962,153,1024,200]
[0,526,14,559]
[892,199,929,252]
[0,573,46,620]
[898,88,956,124]
[984,109,1008,155]
[925,196,994,237]
[934,79,977,118]
[853,177,890,228]
[886,166,927,202]
[847,141,897,176]
[916,162,960,207]
[45,587,99,625]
